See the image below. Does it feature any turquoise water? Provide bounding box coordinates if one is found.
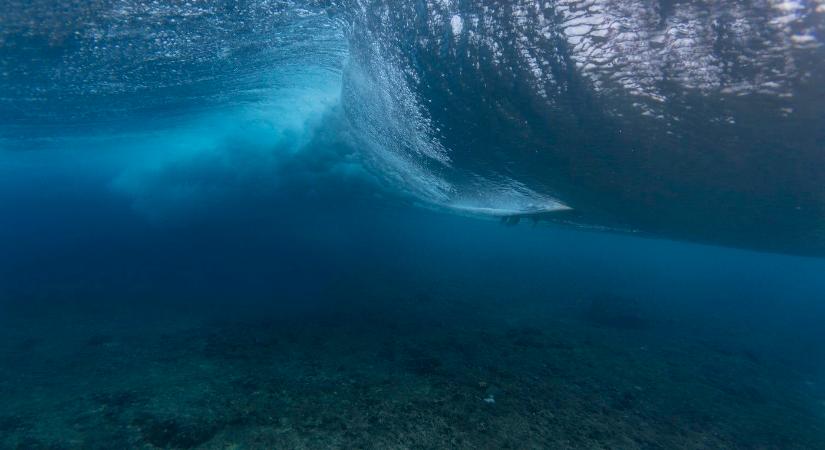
[2,1,825,448]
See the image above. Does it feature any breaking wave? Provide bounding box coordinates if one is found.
[2,0,824,254]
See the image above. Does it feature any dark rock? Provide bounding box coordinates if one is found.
[86,335,114,347]
[612,391,637,411]
[13,436,55,450]
[0,415,27,433]
[405,356,442,376]
[506,327,546,348]
[584,294,649,330]
[134,415,218,449]
[16,338,42,352]
[91,391,141,409]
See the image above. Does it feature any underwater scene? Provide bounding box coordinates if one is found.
[2,0,825,448]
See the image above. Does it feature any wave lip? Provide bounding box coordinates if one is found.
[341,0,825,256]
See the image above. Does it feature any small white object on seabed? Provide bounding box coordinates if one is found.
[483,395,495,404]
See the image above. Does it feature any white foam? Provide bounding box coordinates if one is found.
[451,15,463,35]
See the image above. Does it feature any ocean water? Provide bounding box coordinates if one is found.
[2,1,825,448]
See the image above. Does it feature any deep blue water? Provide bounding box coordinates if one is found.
[2,1,825,448]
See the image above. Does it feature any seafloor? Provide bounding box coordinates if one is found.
[1,279,824,449]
